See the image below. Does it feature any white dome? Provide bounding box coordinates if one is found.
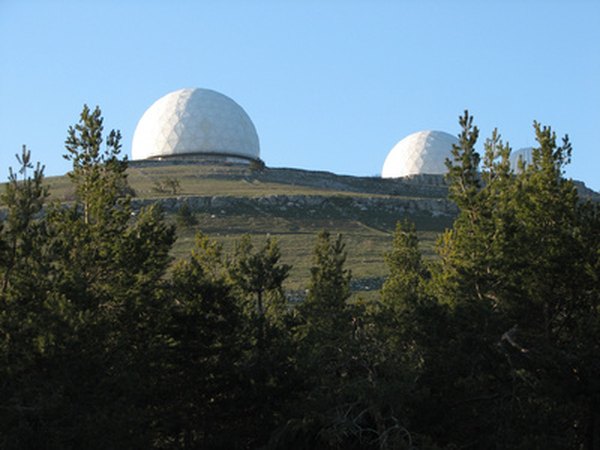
[132,88,260,161]
[510,147,534,172]
[382,130,459,178]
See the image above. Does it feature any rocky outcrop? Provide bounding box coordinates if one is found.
[131,194,458,219]
[129,160,451,198]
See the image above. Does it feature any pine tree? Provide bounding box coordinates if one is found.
[419,112,600,448]
[0,146,48,294]
[161,234,246,448]
[227,235,297,447]
[0,107,176,448]
[278,232,359,448]
[63,104,128,225]
[380,220,426,313]
[302,231,352,328]
[0,147,55,449]
[229,234,290,322]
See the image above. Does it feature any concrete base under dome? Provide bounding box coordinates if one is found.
[130,152,258,167]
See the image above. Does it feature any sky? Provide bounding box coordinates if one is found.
[1,0,599,191]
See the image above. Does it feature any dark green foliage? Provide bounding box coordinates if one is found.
[278,232,360,448]
[303,231,352,319]
[0,107,175,449]
[381,220,426,313]
[158,239,246,448]
[227,235,298,448]
[175,200,197,227]
[412,112,600,448]
[446,110,481,215]
[1,107,598,449]
[229,234,291,320]
[152,177,181,195]
[0,146,48,294]
[274,231,420,449]
[63,104,129,225]
[297,232,353,382]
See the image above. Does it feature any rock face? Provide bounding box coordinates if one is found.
[129,160,600,203]
[101,161,600,223]
[3,161,598,223]
[250,167,450,198]
[130,160,451,198]
[133,194,457,219]
[129,162,458,221]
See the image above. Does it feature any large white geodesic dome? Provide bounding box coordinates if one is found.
[381,130,459,178]
[510,147,534,172]
[131,88,260,161]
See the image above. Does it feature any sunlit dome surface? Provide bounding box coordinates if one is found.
[132,88,260,161]
[510,147,534,172]
[381,130,459,178]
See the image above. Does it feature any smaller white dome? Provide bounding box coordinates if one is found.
[382,130,459,178]
[510,147,534,172]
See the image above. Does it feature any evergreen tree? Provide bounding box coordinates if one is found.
[3,107,599,448]
[277,232,359,448]
[0,146,48,294]
[63,104,128,225]
[0,107,176,448]
[229,234,291,322]
[418,112,600,448]
[302,231,352,327]
[373,221,447,449]
[175,200,198,227]
[228,235,297,447]
[159,234,246,448]
[0,147,55,449]
[380,220,426,313]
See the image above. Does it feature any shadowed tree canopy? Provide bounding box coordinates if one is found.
[1,107,598,449]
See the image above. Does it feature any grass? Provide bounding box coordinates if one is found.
[5,161,453,296]
[170,211,445,294]
[45,164,419,200]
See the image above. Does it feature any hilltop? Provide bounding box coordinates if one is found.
[39,161,454,296]
[15,160,600,296]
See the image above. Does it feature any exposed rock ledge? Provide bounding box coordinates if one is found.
[131,194,458,219]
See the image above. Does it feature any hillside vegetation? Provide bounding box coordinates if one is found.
[42,161,456,294]
[17,150,600,296]
[2,107,600,448]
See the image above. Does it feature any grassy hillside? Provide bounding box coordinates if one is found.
[16,161,457,297]
[129,161,453,296]
[18,159,600,297]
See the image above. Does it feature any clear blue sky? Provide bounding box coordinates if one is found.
[1,0,599,191]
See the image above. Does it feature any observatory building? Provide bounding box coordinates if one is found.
[381,130,459,178]
[510,147,534,172]
[132,88,260,163]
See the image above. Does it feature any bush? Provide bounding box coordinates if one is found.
[176,200,197,227]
